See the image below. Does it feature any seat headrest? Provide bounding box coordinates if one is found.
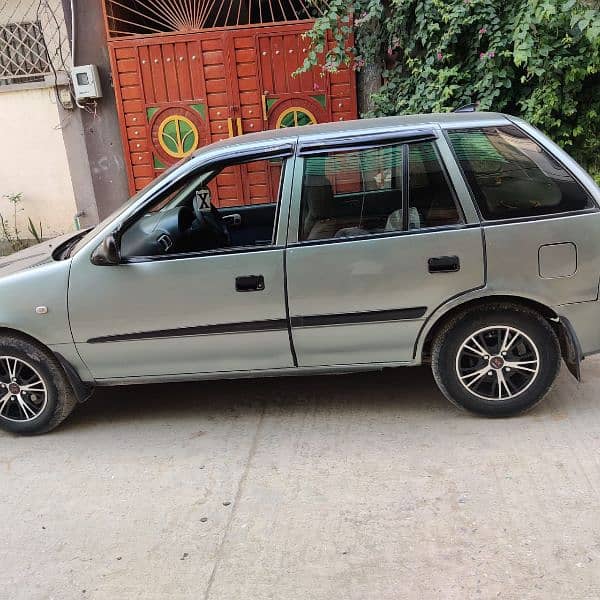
[303,175,334,219]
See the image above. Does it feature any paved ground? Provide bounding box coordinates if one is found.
[1,358,600,600]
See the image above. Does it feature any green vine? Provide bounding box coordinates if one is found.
[298,0,600,181]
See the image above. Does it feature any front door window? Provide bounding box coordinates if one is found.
[120,156,287,258]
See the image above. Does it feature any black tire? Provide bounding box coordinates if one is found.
[432,305,561,417]
[0,335,77,435]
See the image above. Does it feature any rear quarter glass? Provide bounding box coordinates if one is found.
[446,125,594,221]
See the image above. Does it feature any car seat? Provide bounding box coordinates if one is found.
[301,175,339,240]
[385,207,421,231]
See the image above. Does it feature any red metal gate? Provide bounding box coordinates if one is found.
[108,21,357,203]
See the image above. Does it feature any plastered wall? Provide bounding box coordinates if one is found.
[0,86,77,237]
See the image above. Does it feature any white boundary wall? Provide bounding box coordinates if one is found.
[0,85,77,237]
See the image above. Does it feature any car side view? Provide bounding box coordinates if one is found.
[1,112,599,435]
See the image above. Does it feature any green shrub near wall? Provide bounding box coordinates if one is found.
[298,0,600,182]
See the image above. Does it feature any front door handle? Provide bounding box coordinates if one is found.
[236,275,265,292]
[428,256,460,273]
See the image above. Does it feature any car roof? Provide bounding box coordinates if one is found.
[193,112,512,158]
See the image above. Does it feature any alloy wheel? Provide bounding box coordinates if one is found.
[0,356,48,423]
[455,326,540,401]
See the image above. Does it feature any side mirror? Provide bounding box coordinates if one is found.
[91,234,121,266]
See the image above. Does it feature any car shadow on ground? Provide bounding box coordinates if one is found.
[65,366,454,430]
[62,363,574,432]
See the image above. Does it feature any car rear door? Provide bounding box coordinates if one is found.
[285,128,485,367]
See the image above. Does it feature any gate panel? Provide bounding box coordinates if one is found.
[330,68,356,123]
[109,22,358,200]
[188,40,205,100]
[203,37,230,143]
[148,45,168,103]
[258,28,323,95]
[111,46,152,190]
[203,33,245,207]
[174,42,193,100]
[234,35,262,136]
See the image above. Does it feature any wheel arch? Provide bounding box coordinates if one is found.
[0,326,94,402]
[418,294,580,380]
[0,326,60,357]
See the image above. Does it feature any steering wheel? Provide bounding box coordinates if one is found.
[192,192,230,245]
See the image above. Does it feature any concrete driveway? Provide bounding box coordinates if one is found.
[1,359,600,600]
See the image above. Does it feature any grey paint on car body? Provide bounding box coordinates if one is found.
[0,112,598,387]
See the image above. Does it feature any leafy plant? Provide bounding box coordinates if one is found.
[28,217,43,244]
[0,193,44,254]
[1,193,26,253]
[298,0,600,182]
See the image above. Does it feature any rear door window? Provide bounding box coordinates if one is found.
[447,125,593,220]
[298,140,461,242]
[299,145,404,241]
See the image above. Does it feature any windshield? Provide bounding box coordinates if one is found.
[68,157,193,256]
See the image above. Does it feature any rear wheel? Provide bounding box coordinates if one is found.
[432,306,561,417]
[0,336,77,435]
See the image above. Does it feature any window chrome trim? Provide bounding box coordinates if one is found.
[441,117,510,130]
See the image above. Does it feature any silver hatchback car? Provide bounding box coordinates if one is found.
[2,112,599,434]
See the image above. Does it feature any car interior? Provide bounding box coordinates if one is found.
[299,142,461,241]
[448,126,593,220]
[120,161,283,258]
[119,142,462,257]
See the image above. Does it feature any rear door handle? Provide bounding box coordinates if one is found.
[236,275,265,292]
[428,256,460,273]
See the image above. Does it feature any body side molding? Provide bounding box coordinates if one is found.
[87,307,428,344]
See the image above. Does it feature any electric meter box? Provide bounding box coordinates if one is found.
[72,65,103,101]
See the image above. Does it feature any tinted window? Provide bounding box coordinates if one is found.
[448,125,593,220]
[299,141,459,241]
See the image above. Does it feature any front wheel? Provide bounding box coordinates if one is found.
[0,335,77,435]
[432,306,561,417]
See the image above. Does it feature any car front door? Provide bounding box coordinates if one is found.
[285,130,485,367]
[68,150,296,381]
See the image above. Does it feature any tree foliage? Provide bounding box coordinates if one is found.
[298,0,600,179]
